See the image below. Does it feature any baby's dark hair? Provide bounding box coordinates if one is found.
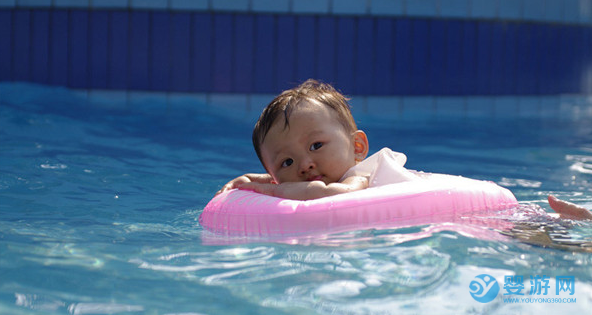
[252,79,357,167]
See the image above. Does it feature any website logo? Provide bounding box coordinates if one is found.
[469,274,500,303]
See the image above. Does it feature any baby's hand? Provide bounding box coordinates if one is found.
[216,175,251,195]
[548,195,592,220]
[216,173,274,196]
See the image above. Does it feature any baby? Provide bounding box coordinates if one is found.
[217,79,417,200]
[216,79,592,221]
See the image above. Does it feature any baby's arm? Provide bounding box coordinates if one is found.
[216,173,274,195]
[548,195,592,220]
[238,175,368,200]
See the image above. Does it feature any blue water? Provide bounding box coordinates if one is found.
[1,83,592,314]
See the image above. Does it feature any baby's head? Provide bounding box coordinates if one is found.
[252,79,368,184]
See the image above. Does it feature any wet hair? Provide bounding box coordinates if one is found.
[252,79,357,167]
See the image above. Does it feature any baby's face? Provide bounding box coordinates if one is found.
[259,101,359,184]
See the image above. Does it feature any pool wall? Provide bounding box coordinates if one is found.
[1,0,592,118]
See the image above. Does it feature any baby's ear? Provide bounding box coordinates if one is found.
[352,130,369,162]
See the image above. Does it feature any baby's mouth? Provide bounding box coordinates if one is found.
[307,175,323,182]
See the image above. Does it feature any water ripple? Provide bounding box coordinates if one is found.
[133,244,452,314]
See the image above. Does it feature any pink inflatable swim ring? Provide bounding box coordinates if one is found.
[199,173,518,237]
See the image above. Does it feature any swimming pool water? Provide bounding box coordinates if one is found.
[1,83,592,314]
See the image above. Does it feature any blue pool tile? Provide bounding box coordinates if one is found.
[523,0,543,21]
[108,11,129,89]
[489,22,504,94]
[191,13,212,92]
[540,24,562,94]
[276,15,296,92]
[89,11,108,89]
[559,25,580,93]
[0,10,11,81]
[317,16,336,86]
[470,0,498,18]
[0,0,16,7]
[445,20,466,95]
[150,12,170,91]
[583,28,592,94]
[233,14,254,93]
[409,20,429,95]
[292,0,329,14]
[253,15,275,93]
[69,10,89,88]
[515,23,539,94]
[211,0,249,12]
[536,24,552,94]
[544,0,564,23]
[335,17,356,95]
[373,18,394,95]
[406,0,438,17]
[370,0,404,16]
[475,22,492,95]
[251,0,289,13]
[440,0,469,18]
[460,21,477,95]
[170,12,191,92]
[31,10,49,84]
[355,17,374,95]
[502,23,518,94]
[212,14,233,92]
[49,10,68,86]
[295,16,315,82]
[129,11,149,90]
[331,0,368,15]
[16,0,50,7]
[91,0,129,9]
[54,0,89,8]
[13,10,30,82]
[130,0,167,10]
[393,19,412,94]
[429,19,447,95]
[498,0,522,19]
[170,0,208,10]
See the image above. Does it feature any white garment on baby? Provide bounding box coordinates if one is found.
[340,148,419,187]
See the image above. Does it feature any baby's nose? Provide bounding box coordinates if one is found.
[299,159,315,175]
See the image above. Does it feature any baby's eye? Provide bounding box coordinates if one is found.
[310,142,323,151]
[281,158,293,168]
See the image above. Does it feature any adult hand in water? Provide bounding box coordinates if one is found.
[548,195,592,220]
